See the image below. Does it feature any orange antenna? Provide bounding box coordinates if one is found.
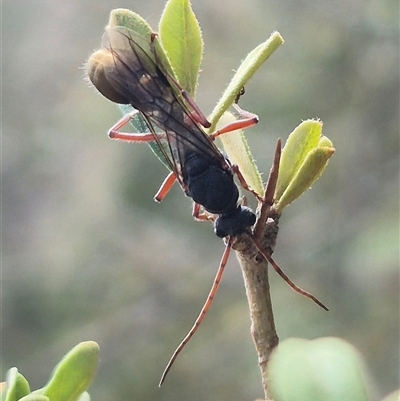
[250,234,329,311]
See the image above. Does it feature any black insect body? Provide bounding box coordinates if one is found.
[87,25,328,386]
[87,26,263,382]
[88,26,259,237]
[183,150,256,237]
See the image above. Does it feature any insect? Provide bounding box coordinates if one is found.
[87,25,328,386]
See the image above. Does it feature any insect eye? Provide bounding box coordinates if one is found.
[86,49,129,104]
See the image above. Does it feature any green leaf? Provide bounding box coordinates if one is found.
[3,368,30,401]
[208,31,284,130]
[274,120,335,213]
[159,0,203,96]
[207,32,284,198]
[108,8,153,38]
[275,120,322,200]
[32,342,99,401]
[268,338,373,401]
[106,9,175,79]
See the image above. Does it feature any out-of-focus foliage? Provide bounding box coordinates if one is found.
[2,1,398,401]
[274,119,335,213]
[268,338,373,401]
[2,342,98,401]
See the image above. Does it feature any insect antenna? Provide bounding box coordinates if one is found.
[249,233,329,311]
[249,139,328,311]
[159,236,234,386]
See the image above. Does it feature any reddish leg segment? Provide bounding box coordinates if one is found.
[108,110,156,142]
[181,90,212,128]
[192,203,214,222]
[231,164,263,202]
[211,105,259,140]
[159,237,234,386]
[108,106,259,203]
[154,171,177,203]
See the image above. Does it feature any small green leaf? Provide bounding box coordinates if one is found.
[3,368,30,401]
[208,31,284,130]
[275,119,322,200]
[207,32,284,198]
[275,146,334,212]
[107,9,175,80]
[108,8,153,38]
[274,120,335,213]
[33,342,99,401]
[216,112,264,196]
[268,337,373,401]
[159,0,203,96]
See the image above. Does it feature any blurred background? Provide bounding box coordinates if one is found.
[2,0,399,400]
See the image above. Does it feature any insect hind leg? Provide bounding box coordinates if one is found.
[159,236,234,386]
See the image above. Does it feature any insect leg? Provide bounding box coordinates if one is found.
[231,164,264,202]
[159,236,234,386]
[154,171,177,202]
[192,203,215,222]
[210,105,259,140]
[107,110,177,201]
[180,90,212,128]
[108,110,156,142]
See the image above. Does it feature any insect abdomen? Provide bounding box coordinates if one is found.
[184,151,238,215]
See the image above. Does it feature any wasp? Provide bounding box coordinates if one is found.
[87,25,327,385]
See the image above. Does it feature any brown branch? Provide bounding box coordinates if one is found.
[230,141,283,400]
[254,138,281,240]
[232,215,280,400]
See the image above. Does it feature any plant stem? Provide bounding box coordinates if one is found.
[232,216,280,400]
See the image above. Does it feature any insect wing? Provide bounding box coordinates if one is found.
[103,26,228,189]
[118,104,172,171]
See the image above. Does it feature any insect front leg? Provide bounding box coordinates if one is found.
[210,104,259,140]
[108,110,156,142]
[107,110,177,202]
